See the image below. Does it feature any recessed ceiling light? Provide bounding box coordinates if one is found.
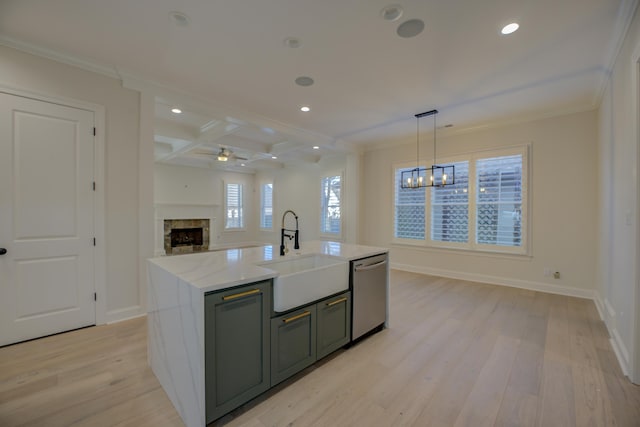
[283,37,301,48]
[397,19,425,38]
[295,76,315,87]
[313,146,320,150]
[271,156,278,159]
[169,11,190,27]
[171,107,182,114]
[380,4,403,22]
[240,163,246,167]
[501,23,519,35]
[300,106,311,112]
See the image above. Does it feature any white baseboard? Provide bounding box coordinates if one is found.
[391,262,594,299]
[593,293,630,377]
[593,294,605,320]
[106,305,146,324]
[604,298,617,322]
[610,328,630,377]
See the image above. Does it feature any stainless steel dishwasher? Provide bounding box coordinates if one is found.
[351,253,388,341]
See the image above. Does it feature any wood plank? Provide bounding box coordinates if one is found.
[572,363,616,426]
[453,335,520,427]
[538,357,577,426]
[1,271,639,427]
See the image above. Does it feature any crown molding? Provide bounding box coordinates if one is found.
[0,35,121,80]
[356,103,598,154]
[0,35,340,151]
[592,0,639,106]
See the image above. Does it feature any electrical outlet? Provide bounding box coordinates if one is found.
[553,271,560,279]
[544,268,551,277]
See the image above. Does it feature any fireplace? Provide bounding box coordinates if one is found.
[164,219,210,255]
[171,227,203,247]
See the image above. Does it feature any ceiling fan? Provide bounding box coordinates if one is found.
[194,147,248,162]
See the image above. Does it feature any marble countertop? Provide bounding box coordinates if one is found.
[148,240,388,293]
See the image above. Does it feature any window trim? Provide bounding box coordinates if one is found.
[319,172,343,240]
[472,145,529,255]
[392,144,530,255]
[428,158,471,251]
[224,181,246,231]
[259,181,274,231]
[392,161,427,246]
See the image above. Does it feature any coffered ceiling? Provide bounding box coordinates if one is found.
[0,0,635,170]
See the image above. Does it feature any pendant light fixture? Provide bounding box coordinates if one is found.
[401,109,455,189]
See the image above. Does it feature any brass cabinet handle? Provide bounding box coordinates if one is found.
[326,297,348,307]
[282,311,311,324]
[222,288,260,301]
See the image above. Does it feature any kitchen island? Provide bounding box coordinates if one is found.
[147,241,388,427]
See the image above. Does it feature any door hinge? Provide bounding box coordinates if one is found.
[93,238,96,246]
[92,181,96,191]
[93,127,96,136]
[94,293,97,301]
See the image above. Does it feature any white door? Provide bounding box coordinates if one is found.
[0,92,95,346]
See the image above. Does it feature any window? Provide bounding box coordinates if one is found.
[260,183,273,230]
[225,183,244,229]
[393,146,527,253]
[476,155,522,247]
[320,175,341,235]
[431,161,469,243]
[394,166,425,240]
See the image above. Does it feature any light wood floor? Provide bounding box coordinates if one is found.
[1,271,639,427]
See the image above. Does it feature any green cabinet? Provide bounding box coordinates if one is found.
[205,280,271,423]
[317,292,351,359]
[270,305,317,386]
[205,283,352,421]
[270,290,351,386]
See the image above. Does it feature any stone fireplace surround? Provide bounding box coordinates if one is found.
[154,203,216,256]
[164,218,210,255]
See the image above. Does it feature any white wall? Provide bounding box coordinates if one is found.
[597,3,640,381]
[361,110,598,297]
[154,163,258,248]
[0,45,142,321]
[155,154,351,252]
[255,154,350,247]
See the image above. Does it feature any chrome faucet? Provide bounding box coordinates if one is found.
[280,210,300,256]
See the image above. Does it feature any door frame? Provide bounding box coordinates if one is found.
[632,40,640,385]
[0,84,107,326]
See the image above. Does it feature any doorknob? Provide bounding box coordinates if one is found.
[0,248,6,255]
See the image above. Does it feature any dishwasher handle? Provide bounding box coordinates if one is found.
[354,259,387,272]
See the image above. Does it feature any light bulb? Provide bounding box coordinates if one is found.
[442,174,447,184]
[501,23,519,35]
[430,175,434,182]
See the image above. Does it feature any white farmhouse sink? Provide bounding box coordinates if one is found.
[260,254,349,312]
